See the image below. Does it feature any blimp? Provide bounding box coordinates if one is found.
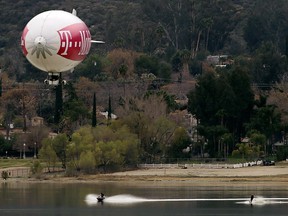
[21,9,104,85]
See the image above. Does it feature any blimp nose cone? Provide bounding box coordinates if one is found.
[34,36,46,48]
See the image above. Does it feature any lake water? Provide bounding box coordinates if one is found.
[0,181,288,216]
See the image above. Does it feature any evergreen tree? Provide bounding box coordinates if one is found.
[54,82,63,125]
[108,94,112,120]
[187,67,254,156]
[92,92,97,127]
[0,78,2,97]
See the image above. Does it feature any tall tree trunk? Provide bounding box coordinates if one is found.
[194,30,202,57]
[108,94,112,124]
[54,77,63,126]
[22,83,27,132]
[92,92,97,127]
[205,27,210,51]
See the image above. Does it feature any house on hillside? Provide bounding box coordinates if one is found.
[206,55,233,68]
[31,116,44,127]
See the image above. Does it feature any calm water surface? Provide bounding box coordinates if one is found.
[0,181,287,216]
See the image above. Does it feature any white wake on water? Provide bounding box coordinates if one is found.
[85,194,149,206]
[85,194,288,206]
[236,196,288,206]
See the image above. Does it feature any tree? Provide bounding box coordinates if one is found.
[244,0,288,53]
[30,160,43,178]
[245,104,281,155]
[232,143,250,159]
[65,125,139,172]
[0,135,12,155]
[74,77,100,108]
[73,54,105,80]
[51,133,69,169]
[108,94,112,121]
[92,92,97,127]
[66,127,94,171]
[179,49,191,77]
[188,67,254,156]
[54,83,63,125]
[249,131,266,157]
[135,55,159,76]
[251,42,287,84]
[105,49,140,79]
[79,150,96,174]
[158,61,172,81]
[39,138,58,172]
[167,127,191,159]
[97,141,124,171]
[0,78,2,97]
[60,84,90,134]
[1,87,36,132]
[267,75,288,126]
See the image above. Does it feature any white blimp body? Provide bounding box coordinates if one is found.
[21,9,103,85]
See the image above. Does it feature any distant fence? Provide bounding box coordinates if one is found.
[4,168,30,177]
[1,166,64,178]
[139,160,263,169]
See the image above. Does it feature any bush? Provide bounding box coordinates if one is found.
[64,162,80,177]
[30,160,43,177]
[232,150,241,158]
[276,146,288,161]
[79,151,96,174]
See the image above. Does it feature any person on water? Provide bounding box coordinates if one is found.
[250,195,254,204]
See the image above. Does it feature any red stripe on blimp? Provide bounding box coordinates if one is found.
[57,23,91,61]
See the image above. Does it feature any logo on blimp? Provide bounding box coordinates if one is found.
[57,23,91,61]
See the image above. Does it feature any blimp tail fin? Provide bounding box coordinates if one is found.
[72,9,77,16]
[91,40,105,44]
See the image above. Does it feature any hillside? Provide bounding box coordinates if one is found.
[1,0,255,77]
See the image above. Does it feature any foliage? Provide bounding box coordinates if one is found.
[38,138,58,172]
[108,94,112,120]
[50,133,69,168]
[232,143,261,160]
[64,125,139,172]
[250,42,287,83]
[167,127,191,159]
[30,160,43,177]
[0,135,12,155]
[0,78,2,97]
[245,103,281,146]
[60,84,90,133]
[106,49,140,79]
[244,0,288,53]
[188,67,255,156]
[73,54,106,81]
[135,55,159,76]
[54,83,63,125]
[79,151,96,174]
[276,146,288,161]
[158,61,172,81]
[92,93,97,127]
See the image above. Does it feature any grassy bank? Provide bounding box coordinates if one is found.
[0,158,34,169]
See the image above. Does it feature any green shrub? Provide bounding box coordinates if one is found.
[30,160,43,178]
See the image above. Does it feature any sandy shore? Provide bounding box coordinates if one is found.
[3,163,288,187]
[95,163,288,186]
[10,162,286,187]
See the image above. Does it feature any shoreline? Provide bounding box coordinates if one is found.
[5,164,288,187]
